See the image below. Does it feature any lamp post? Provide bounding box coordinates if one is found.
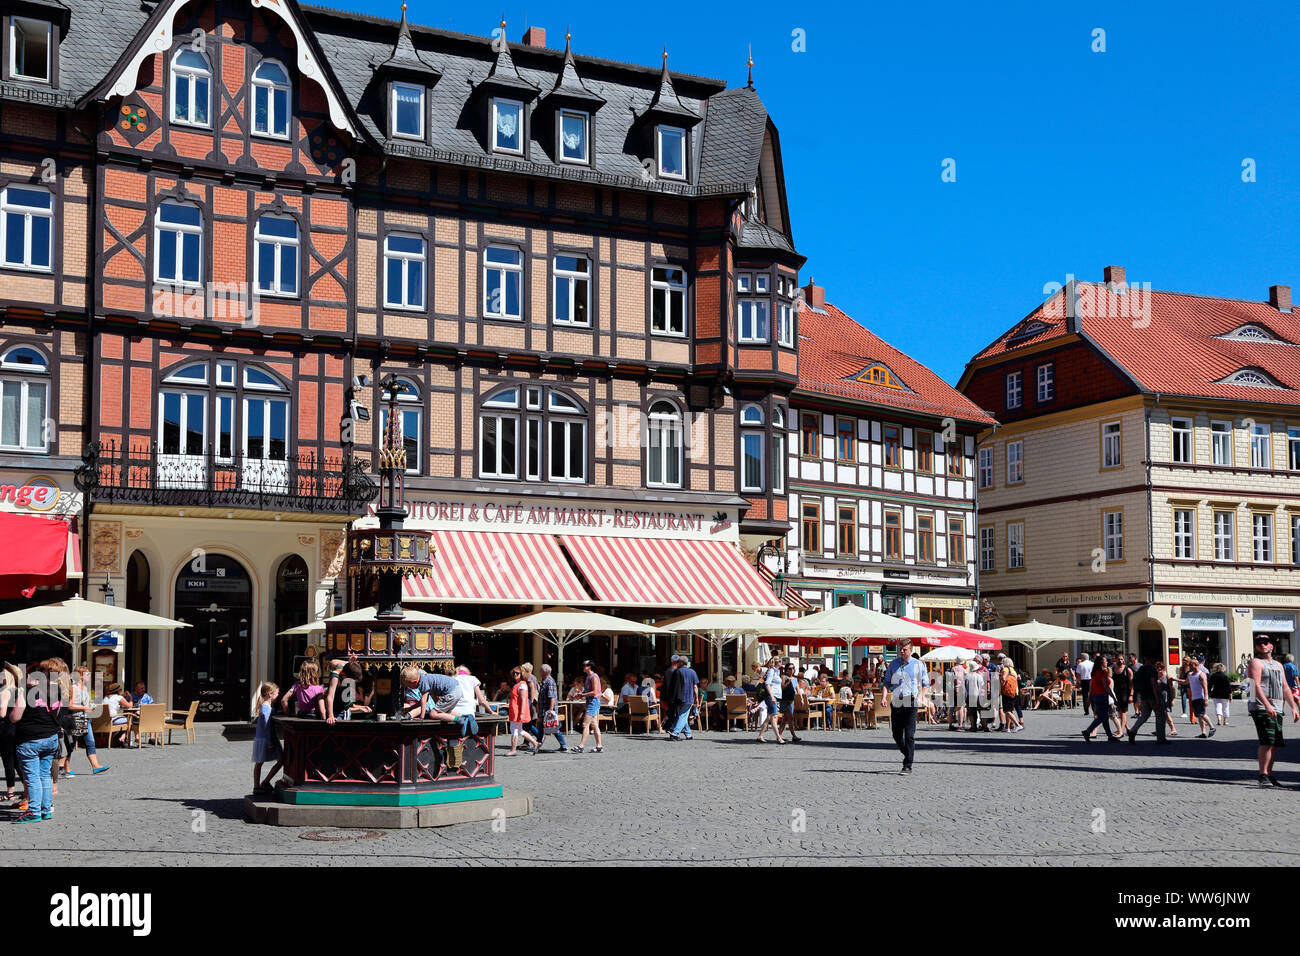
[756,542,788,602]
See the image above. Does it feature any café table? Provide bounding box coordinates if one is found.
[805,698,828,729]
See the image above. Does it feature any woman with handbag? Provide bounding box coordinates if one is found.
[62,666,110,776]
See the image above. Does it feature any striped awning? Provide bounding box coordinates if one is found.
[757,563,813,610]
[66,531,82,580]
[403,530,589,605]
[560,535,783,611]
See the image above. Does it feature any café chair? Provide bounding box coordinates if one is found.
[165,700,199,744]
[723,693,749,732]
[135,703,167,747]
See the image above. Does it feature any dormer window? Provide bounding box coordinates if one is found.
[391,81,425,140]
[492,98,524,154]
[657,125,686,179]
[9,17,52,82]
[252,60,291,139]
[1220,368,1284,388]
[171,48,212,127]
[558,109,588,164]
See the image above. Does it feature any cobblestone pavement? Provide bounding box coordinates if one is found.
[5,710,1298,866]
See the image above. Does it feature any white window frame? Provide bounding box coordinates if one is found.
[978,447,993,489]
[547,415,587,484]
[1213,510,1235,561]
[740,431,764,493]
[1289,427,1300,471]
[979,527,995,572]
[738,298,770,343]
[0,347,49,453]
[383,233,426,311]
[1005,371,1022,409]
[380,388,422,476]
[1103,510,1123,561]
[651,266,686,336]
[646,400,683,489]
[391,81,425,140]
[242,394,291,461]
[1007,522,1024,569]
[777,302,794,348]
[1250,422,1271,469]
[656,125,686,180]
[1171,417,1193,464]
[558,109,589,164]
[491,97,524,155]
[1292,514,1300,566]
[253,214,299,297]
[154,201,203,287]
[158,390,207,456]
[483,245,523,320]
[1006,439,1023,484]
[1101,421,1122,469]
[1036,362,1054,403]
[1253,512,1274,564]
[170,47,212,128]
[1173,508,1195,560]
[552,254,590,327]
[252,59,292,139]
[10,17,52,82]
[1210,420,1233,466]
[773,406,786,493]
[0,185,53,272]
[478,411,519,479]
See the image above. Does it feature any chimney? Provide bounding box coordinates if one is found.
[801,278,825,310]
[1270,284,1292,313]
[519,26,546,48]
[1103,265,1125,288]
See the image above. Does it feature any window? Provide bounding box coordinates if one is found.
[1250,422,1271,469]
[883,425,901,469]
[1171,417,1193,464]
[1290,427,1300,471]
[171,48,211,127]
[836,418,854,462]
[777,302,793,348]
[979,527,995,572]
[552,254,590,326]
[1102,510,1123,561]
[978,447,993,489]
[154,202,202,286]
[379,378,421,475]
[646,400,682,488]
[392,82,425,139]
[917,514,935,563]
[1036,363,1054,403]
[946,441,963,477]
[1253,513,1274,563]
[558,110,588,163]
[384,233,426,310]
[772,407,785,493]
[252,60,291,138]
[884,510,902,560]
[947,516,965,566]
[651,266,686,335]
[0,346,49,452]
[254,215,298,297]
[1211,421,1232,465]
[1006,439,1023,484]
[1,186,53,271]
[1213,510,1235,561]
[801,501,821,553]
[857,364,903,388]
[737,298,770,343]
[159,390,206,457]
[1293,515,1300,566]
[246,394,291,469]
[801,413,820,458]
[1101,421,1122,469]
[657,125,686,179]
[548,392,586,483]
[1005,371,1022,409]
[916,431,933,473]
[1007,522,1024,569]
[10,17,51,82]
[479,389,519,479]
[483,246,522,319]
[740,404,763,492]
[1173,508,1195,559]
[491,97,524,154]
[836,505,855,556]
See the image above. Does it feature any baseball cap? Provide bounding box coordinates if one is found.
[670,654,681,663]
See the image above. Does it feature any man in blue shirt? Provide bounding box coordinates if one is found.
[675,658,700,740]
[883,638,930,775]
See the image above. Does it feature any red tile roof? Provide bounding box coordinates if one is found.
[797,302,997,424]
[974,283,1300,406]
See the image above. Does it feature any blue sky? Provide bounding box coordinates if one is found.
[351,0,1300,383]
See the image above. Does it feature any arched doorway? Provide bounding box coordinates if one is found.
[173,554,252,721]
[124,550,151,689]
[274,554,310,689]
[1138,621,1165,666]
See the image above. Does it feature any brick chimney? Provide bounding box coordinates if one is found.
[519,26,546,47]
[1103,265,1125,287]
[801,278,825,310]
[1270,284,1292,313]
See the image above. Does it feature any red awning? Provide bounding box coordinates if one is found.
[901,617,1002,651]
[0,513,70,598]
[560,535,783,611]
[402,530,589,605]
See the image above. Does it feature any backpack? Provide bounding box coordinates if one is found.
[1001,669,1019,696]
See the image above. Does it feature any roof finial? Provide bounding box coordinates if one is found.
[746,43,753,88]
[565,25,572,47]
[399,0,407,15]
[662,45,668,65]
[500,12,506,30]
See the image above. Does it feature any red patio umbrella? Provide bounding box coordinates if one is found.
[901,617,1003,651]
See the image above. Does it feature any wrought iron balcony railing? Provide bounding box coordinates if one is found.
[75,442,378,515]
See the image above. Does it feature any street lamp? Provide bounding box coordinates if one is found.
[756,542,788,601]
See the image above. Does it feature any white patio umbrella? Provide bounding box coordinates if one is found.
[0,595,189,668]
[277,606,485,636]
[984,620,1124,675]
[920,644,977,664]
[657,611,801,683]
[784,604,936,672]
[484,606,664,691]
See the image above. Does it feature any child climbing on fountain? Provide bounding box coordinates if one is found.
[252,682,282,794]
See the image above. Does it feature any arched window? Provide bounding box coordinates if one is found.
[772,406,786,493]
[380,376,422,475]
[646,400,682,488]
[154,201,203,285]
[0,345,49,453]
[254,214,299,296]
[478,386,587,483]
[740,404,764,492]
[0,185,53,271]
[252,59,291,138]
[171,47,212,127]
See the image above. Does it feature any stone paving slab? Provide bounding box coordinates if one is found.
[3,711,1296,866]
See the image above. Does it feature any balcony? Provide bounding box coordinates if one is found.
[75,442,378,516]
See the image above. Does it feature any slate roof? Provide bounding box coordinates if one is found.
[738,219,798,257]
[798,302,997,425]
[971,283,1300,406]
